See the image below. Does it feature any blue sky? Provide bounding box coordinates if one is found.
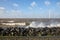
[0,0,60,18]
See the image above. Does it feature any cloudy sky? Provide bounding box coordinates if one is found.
[0,0,60,18]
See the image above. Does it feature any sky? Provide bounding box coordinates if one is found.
[0,0,60,18]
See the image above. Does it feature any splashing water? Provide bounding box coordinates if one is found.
[37,22,46,28]
[26,21,39,28]
[25,21,60,28]
[26,21,46,28]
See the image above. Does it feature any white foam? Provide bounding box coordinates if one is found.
[37,22,46,28]
[25,21,60,28]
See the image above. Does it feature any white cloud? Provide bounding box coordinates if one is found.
[10,10,22,16]
[0,6,23,18]
[0,7,5,14]
[6,11,9,13]
[29,1,36,10]
[2,10,22,18]
[57,2,60,8]
[0,7,5,9]
[11,10,21,14]
[44,1,50,6]
[30,1,36,7]
[13,3,19,7]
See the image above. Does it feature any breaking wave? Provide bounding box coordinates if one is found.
[26,21,60,28]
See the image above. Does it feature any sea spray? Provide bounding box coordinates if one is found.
[25,21,60,28]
